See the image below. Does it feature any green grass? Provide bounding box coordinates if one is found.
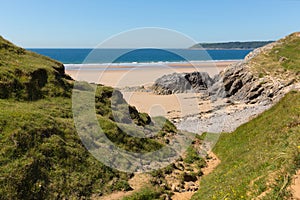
[0,36,178,199]
[1,32,299,199]
[249,32,300,80]
[0,91,175,198]
[183,146,206,169]
[0,98,123,199]
[192,91,300,200]
[0,36,72,100]
[122,186,163,200]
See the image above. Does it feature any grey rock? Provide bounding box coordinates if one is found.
[208,59,284,103]
[153,39,295,105]
[152,72,214,95]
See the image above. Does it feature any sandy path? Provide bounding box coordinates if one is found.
[171,152,221,200]
[172,192,195,200]
[67,61,231,200]
[202,152,221,175]
[291,170,300,199]
[96,173,151,200]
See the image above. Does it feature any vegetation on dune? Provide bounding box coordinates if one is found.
[249,32,300,80]
[193,91,300,199]
[1,31,300,199]
[0,36,178,199]
[0,36,72,100]
[0,98,125,199]
[122,186,163,200]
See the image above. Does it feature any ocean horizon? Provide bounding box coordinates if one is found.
[28,48,252,65]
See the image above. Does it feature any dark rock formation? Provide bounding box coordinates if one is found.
[152,36,299,104]
[208,43,288,103]
[152,72,214,95]
[209,62,256,99]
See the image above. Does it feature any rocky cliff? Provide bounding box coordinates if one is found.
[153,32,300,104]
[210,33,300,103]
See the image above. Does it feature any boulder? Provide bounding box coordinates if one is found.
[152,72,214,95]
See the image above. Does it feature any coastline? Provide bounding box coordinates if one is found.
[65,60,238,122]
[65,60,237,87]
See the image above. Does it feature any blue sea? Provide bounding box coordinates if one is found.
[28,48,251,64]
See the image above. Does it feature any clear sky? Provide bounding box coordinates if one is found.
[1,0,300,48]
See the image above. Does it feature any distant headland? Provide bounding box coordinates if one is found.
[190,41,274,49]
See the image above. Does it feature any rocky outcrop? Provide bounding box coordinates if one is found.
[152,38,298,104]
[209,41,295,103]
[152,72,214,95]
[244,41,279,61]
[209,62,265,102]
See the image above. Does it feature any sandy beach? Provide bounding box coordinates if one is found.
[66,61,236,119]
[66,61,236,88]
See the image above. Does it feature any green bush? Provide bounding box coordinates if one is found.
[183,146,202,164]
[110,180,132,192]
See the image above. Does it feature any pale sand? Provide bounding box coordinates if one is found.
[66,61,236,88]
[66,61,236,119]
[122,92,213,119]
[291,169,300,199]
[97,173,152,200]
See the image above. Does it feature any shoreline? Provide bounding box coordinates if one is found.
[65,60,237,121]
[65,60,239,70]
[65,60,237,87]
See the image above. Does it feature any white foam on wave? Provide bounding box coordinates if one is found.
[64,60,241,71]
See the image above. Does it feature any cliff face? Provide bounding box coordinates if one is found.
[208,61,286,104]
[153,32,300,104]
[210,32,300,103]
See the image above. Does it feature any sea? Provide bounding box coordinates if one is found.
[28,48,251,65]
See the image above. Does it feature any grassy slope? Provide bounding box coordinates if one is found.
[249,32,300,80]
[0,97,122,199]
[0,36,72,100]
[193,33,300,200]
[0,36,176,199]
[193,91,300,199]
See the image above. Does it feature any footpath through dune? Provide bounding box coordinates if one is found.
[291,170,300,200]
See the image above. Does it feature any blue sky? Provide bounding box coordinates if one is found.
[1,0,300,47]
